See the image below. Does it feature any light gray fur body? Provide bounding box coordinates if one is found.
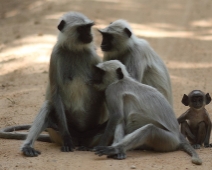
[100,20,173,106]
[94,60,202,165]
[20,12,107,157]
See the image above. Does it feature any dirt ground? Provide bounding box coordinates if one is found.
[1,0,212,169]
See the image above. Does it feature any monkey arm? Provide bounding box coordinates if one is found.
[49,53,74,151]
[49,54,69,136]
[177,111,188,124]
[204,115,212,147]
[138,40,159,82]
[51,91,70,135]
[135,52,147,82]
[98,94,124,146]
[52,91,75,151]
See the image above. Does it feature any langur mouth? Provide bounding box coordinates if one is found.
[193,106,202,109]
[82,36,93,44]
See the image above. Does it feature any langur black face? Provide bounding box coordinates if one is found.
[190,95,204,109]
[99,32,113,51]
[182,90,211,109]
[91,66,105,85]
[77,23,94,44]
[58,20,94,44]
[99,27,131,52]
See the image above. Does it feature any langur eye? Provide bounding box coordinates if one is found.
[192,99,197,102]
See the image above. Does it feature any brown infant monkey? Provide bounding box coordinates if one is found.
[178,90,212,149]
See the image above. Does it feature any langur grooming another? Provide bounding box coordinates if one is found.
[99,20,173,105]
[92,60,202,165]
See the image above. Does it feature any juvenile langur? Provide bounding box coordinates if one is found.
[178,90,212,149]
[99,20,173,106]
[92,60,202,165]
[17,12,108,157]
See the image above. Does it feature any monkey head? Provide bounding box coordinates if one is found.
[57,12,95,49]
[98,20,133,53]
[91,60,129,91]
[182,90,211,109]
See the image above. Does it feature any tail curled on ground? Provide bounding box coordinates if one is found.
[179,134,202,165]
[0,125,51,142]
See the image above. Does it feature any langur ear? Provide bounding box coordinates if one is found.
[206,93,211,105]
[181,94,189,106]
[57,20,66,31]
[116,68,124,80]
[124,28,132,38]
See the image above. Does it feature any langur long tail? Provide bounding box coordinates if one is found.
[179,134,202,165]
[0,125,51,142]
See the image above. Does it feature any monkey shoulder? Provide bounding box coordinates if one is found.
[105,81,125,97]
[203,109,211,122]
[137,38,149,47]
[137,39,156,56]
[106,78,140,98]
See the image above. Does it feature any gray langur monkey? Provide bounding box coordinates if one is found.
[16,11,108,157]
[98,20,173,106]
[91,60,202,165]
[178,90,212,149]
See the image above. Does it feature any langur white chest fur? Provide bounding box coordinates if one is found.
[62,77,90,112]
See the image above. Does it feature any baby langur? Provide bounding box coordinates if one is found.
[99,20,173,106]
[92,60,202,165]
[178,90,212,149]
[19,12,107,157]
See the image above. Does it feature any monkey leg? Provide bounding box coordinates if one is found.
[182,121,206,149]
[106,123,126,159]
[196,121,206,146]
[76,134,105,151]
[76,121,109,151]
[180,121,196,144]
[21,101,51,157]
[112,123,125,145]
[94,124,180,157]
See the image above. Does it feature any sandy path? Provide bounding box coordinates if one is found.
[1,0,212,169]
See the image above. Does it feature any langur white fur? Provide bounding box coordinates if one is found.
[99,20,173,106]
[20,11,107,157]
[93,60,202,165]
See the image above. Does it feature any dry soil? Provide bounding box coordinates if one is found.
[1,0,212,170]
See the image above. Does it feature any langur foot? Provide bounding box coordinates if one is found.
[22,146,41,157]
[61,135,75,152]
[107,153,126,160]
[94,146,121,157]
[204,143,212,148]
[192,144,201,149]
[77,146,92,151]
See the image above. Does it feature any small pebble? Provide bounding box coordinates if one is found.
[131,165,136,169]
